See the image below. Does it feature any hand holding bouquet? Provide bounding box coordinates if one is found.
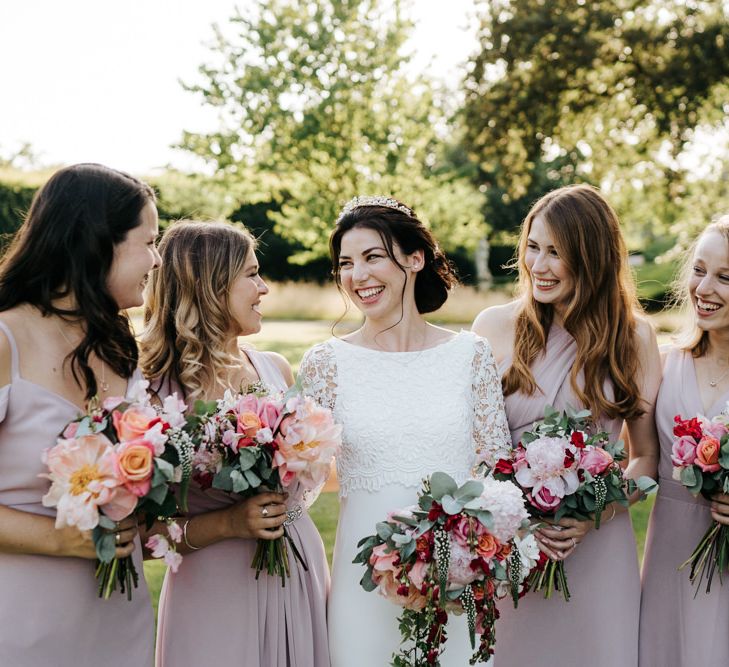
[354,472,537,666]
[489,406,655,601]
[671,411,729,593]
[189,382,340,584]
[41,380,194,599]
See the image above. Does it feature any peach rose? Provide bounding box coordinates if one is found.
[112,406,157,441]
[114,438,155,497]
[476,533,499,560]
[237,411,263,438]
[695,435,722,473]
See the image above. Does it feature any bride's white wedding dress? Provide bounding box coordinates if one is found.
[300,330,510,666]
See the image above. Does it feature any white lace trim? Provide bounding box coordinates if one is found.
[298,331,511,496]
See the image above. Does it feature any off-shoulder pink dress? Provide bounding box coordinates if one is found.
[639,347,729,666]
[494,324,640,667]
[154,350,330,667]
[0,320,154,667]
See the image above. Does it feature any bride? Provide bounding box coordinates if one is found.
[299,196,511,666]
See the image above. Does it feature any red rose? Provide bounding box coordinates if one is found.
[493,459,514,475]
[427,503,444,522]
[673,415,703,441]
[570,431,586,449]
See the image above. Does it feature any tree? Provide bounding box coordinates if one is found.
[180,0,486,263]
[462,0,729,243]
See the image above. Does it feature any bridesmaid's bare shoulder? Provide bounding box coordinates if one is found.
[471,300,520,365]
[0,306,34,387]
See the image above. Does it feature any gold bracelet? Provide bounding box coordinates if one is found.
[182,518,201,550]
[606,505,617,523]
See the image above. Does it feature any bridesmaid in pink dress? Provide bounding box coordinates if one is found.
[0,164,161,666]
[473,184,661,667]
[640,215,729,666]
[140,221,329,667]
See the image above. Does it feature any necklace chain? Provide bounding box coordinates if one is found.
[54,319,109,393]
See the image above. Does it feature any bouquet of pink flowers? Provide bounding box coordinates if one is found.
[671,411,729,593]
[41,381,194,599]
[354,472,538,666]
[488,406,655,601]
[189,382,341,583]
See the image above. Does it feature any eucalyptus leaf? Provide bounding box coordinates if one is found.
[237,448,258,470]
[429,472,458,500]
[243,469,262,488]
[230,469,250,493]
[376,522,394,541]
[93,528,116,563]
[441,494,463,515]
[391,532,413,546]
[145,482,168,505]
[213,467,234,492]
[455,479,483,501]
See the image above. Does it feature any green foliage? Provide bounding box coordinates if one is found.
[179,0,487,262]
[462,0,729,241]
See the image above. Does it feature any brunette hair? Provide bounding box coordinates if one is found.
[503,184,644,420]
[140,220,256,400]
[674,214,729,357]
[0,163,155,399]
[330,200,458,316]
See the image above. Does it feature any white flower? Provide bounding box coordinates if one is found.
[466,477,530,543]
[256,427,274,444]
[162,394,187,428]
[127,379,151,405]
[143,421,168,456]
[515,533,540,571]
[164,549,183,573]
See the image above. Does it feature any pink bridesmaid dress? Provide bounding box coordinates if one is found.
[494,324,640,667]
[154,350,330,667]
[639,347,729,666]
[0,320,155,667]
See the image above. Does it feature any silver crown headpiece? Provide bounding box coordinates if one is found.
[336,195,414,223]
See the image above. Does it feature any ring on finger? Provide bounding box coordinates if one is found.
[261,506,269,517]
[115,532,121,545]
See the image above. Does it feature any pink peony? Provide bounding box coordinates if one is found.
[273,396,341,489]
[164,550,183,573]
[579,446,614,476]
[447,539,481,587]
[671,435,697,468]
[703,420,729,442]
[41,434,136,530]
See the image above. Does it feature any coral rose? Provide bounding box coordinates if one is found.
[114,438,156,497]
[695,435,721,473]
[113,405,157,441]
[579,446,614,476]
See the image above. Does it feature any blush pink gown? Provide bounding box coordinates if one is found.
[154,350,330,667]
[639,347,729,666]
[0,320,154,667]
[494,324,640,667]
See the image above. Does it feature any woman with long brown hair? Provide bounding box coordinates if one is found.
[473,184,660,666]
[639,215,729,666]
[141,220,330,667]
[0,163,160,665]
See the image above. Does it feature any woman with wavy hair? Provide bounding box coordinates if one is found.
[299,196,511,666]
[473,184,660,667]
[141,220,329,667]
[0,163,160,665]
[640,214,729,666]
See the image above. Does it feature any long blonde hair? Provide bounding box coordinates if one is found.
[503,184,644,420]
[140,220,255,400]
[673,214,729,357]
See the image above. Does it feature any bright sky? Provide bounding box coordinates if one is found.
[0,1,478,175]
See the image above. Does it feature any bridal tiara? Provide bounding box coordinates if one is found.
[336,195,414,223]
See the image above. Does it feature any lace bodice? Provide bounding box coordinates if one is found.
[298,330,511,496]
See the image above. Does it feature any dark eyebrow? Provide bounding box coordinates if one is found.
[361,246,386,255]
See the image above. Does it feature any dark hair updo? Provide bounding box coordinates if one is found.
[329,198,458,314]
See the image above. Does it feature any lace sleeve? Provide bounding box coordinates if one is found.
[298,342,339,508]
[298,342,338,411]
[471,336,512,471]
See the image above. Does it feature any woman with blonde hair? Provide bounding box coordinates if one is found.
[639,214,729,666]
[473,184,660,666]
[141,221,329,667]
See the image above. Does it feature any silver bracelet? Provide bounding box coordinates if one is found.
[182,518,201,550]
